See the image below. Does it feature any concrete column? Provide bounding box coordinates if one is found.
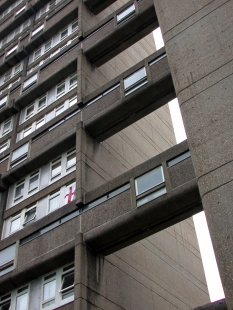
[153,0,233,308]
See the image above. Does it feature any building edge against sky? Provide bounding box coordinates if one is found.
[0,0,220,308]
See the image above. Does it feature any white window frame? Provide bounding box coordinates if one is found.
[11,142,29,167]
[3,181,75,239]
[0,96,7,109]
[9,212,21,235]
[23,73,37,90]
[9,148,76,208]
[0,140,10,153]
[18,93,77,140]
[1,118,12,137]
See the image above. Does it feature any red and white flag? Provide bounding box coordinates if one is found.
[64,183,76,204]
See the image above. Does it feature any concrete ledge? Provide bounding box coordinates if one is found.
[192,299,227,310]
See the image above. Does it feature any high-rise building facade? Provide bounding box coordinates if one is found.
[0,0,226,308]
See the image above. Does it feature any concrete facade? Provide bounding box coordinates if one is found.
[0,0,216,309]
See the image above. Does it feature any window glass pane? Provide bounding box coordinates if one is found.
[32,25,44,37]
[10,217,20,233]
[23,74,37,89]
[51,160,61,178]
[124,67,146,90]
[69,75,77,89]
[56,82,65,97]
[0,244,16,266]
[44,41,52,52]
[117,4,135,23]
[12,143,29,161]
[36,118,45,129]
[55,104,64,116]
[25,105,34,119]
[4,71,12,82]
[135,166,164,195]
[14,64,21,75]
[60,29,68,40]
[61,272,74,291]
[29,173,39,192]
[2,120,11,134]
[38,96,46,110]
[16,292,28,310]
[67,153,75,169]
[0,142,8,153]
[34,48,41,60]
[44,280,56,301]
[1,302,11,310]
[167,151,191,167]
[15,5,25,15]
[49,194,60,212]
[15,182,24,200]
[23,127,32,138]
[24,207,36,225]
[72,21,78,32]
[6,45,18,56]
[69,95,77,106]
[0,96,7,108]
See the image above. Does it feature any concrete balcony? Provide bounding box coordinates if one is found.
[0,140,201,293]
[83,0,158,66]
[82,48,176,140]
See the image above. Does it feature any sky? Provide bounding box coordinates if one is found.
[153,28,225,302]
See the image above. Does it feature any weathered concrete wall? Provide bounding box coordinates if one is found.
[153,0,233,307]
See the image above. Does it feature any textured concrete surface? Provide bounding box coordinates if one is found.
[153,0,233,307]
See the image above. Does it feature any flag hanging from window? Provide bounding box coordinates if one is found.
[64,183,76,204]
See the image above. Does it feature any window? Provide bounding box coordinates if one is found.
[167,151,191,167]
[124,67,147,96]
[69,74,77,89]
[135,166,166,207]
[66,149,76,171]
[15,286,29,310]
[14,180,25,202]
[0,96,7,109]
[6,45,18,57]
[34,48,42,61]
[15,5,25,16]
[11,142,29,167]
[51,158,62,180]
[23,206,36,226]
[4,71,12,83]
[0,244,16,276]
[14,63,22,75]
[23,73,37,90]
[71,20,78,32]
[38,96,47,111]
[0,294,11,310]
[18,94,77,141]
[56,82,65,98]
[44,41,52,52]
[31,25,44,38]
[0,19,31,48]
[7,148,76,209]
[28,171,39,193]
[10,213,21,234]
[0,140,10,153]
[49,191,60,213]
[3,181,75,238]
[42,263,74,308]
[60,28,68,41]
[117,4,135,24]
[55,104,65,116]
[25,104,34,120]
[2,119,12,136]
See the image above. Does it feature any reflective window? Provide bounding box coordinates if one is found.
[124,67,147,95]
[117,4,135,23]
[135,166,164,195]
[11,143,29,163]
[23,206,36,226]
